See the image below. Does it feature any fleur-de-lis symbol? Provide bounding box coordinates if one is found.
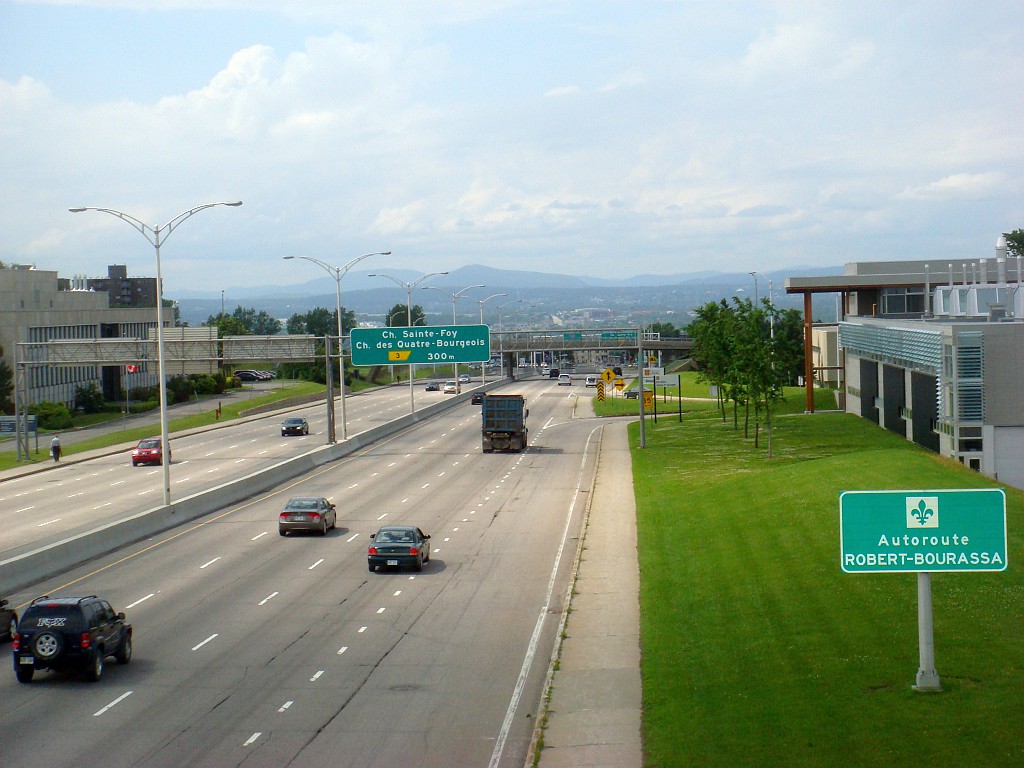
[911,500,934,525]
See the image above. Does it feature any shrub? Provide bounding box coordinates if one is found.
[74,383,105,414]
[29,401,73,430]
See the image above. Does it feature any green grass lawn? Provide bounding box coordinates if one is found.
[633,403,1024,766]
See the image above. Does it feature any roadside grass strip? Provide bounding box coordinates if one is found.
[634,401,1023,767]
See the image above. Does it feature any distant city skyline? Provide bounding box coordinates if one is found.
[3,2,1021,292]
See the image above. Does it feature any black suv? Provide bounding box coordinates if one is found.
[12,595,132,683]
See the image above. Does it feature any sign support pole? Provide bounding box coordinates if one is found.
[914,572,942,691]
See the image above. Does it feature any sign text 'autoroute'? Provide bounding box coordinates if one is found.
[350,325,491,366]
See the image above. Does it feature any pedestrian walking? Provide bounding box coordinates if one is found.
[50,434,62,462]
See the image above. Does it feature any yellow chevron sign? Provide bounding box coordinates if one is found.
[387,350,412,361]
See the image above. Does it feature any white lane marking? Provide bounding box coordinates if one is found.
[309,559,324,570]
[437,472,446,477]
[488,424,599,768]
[110,480,125,487]
[92,502,112,510]
[393,590,402,597]
[258,592,278,606]
[453,527,460,531]
[346,533,359,542]
[180,477,191,482]
[204,452,216,457]
[420,483,430,489]
[206,468,219,473]
[228,444,239,450]
[310,670,324,682]
[138,489,155,495]
[376,607,385,614]
[234,459,246,464]
[348,483,358,489]
[93,690,133,717]
[252,531,268,541]
[401,497,409,504]
[258,450,268,455]
[337,646,348,655]
[444,537,450,542]
[358,626,367,633]
[36,518,59,527]
[192,634,218,651]
[124,593,155,610]
[200,557,221,569]
[377,513,387,520]
[278,701,293,712]
[243,733,261,747]
[67,492,84,499]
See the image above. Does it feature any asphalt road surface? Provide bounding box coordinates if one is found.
[0,379,602,768]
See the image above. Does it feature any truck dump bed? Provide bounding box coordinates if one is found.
[481,394,528,452]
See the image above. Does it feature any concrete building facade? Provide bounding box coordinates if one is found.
[1,264,171,408]
[787,237,1024,490]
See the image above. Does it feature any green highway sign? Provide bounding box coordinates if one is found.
[839,489,1007,573]
[350,324,490,366]
[563,332,583,340]
[601,331,637,340]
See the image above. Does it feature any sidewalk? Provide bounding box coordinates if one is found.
[533,419,643,767]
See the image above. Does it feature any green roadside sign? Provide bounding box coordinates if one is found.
[350,324,490,366]
[839,489,1007,573]
[601,331,636,340]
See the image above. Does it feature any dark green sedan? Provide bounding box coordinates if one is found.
[367,526,431,572]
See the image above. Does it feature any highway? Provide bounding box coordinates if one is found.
[0,382,448,557]
[0,379,602,767]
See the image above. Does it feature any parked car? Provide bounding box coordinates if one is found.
[367,525,431,573]
[443,380,460,394]
[624,388,651,400]
[424,381,441,391]
[279,496,336,536]
[557,374,572,386]
[233,369,262,381]
[131,437,169,466]
[1,598,18,642]
[281,416,309,436]
[12,595,132,683]
[471,392,486,404]
[585,375,598,387]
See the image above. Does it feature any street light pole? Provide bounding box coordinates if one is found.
[749,271,759,304]
[70,201,243,506]
[423,284,485,390]
[476,293,506,385]
[368,271,448,413]
[284,251,390,442]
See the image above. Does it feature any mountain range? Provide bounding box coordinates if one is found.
[174,264,842,327]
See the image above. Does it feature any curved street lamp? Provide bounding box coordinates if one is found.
[422,284,485,389]
[283,251,390,442]
[368,271,448,413]
[476,293,506,385]
[70,200,243,506]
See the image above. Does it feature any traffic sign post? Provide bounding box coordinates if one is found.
[350,325,490,367]
[839,488,1007,692]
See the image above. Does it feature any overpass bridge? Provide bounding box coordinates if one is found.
[489,329,696,362]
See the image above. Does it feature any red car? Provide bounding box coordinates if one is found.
[131,438,169,466]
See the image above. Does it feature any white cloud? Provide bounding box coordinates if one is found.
[899,173,1010,202]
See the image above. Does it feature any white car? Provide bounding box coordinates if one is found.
[443,380,460,394]
[585,375,597,387]
[557,374,572,386]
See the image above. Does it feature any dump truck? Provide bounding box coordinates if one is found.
[481,394,528,452]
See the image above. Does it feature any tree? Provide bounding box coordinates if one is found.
[0,344,13,414]
[1003,229,1024,260]
[649,321,681,338]
[74,383,105,414]
[285,306,356,338]
[205,312,249,336]
[386,303,426,327]
[229,305,280,335]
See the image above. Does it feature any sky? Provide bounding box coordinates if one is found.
[2,0,1022,294]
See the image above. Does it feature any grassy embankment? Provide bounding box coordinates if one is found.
[613,374,1022,766]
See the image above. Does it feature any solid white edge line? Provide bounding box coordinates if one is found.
[488,426,597,768]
